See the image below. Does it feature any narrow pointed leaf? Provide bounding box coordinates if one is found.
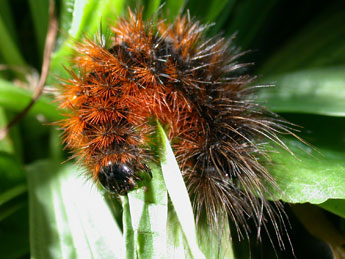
[157,122,205,259]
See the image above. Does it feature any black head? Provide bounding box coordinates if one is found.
[98,162,141,195]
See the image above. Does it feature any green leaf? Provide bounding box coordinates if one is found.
[0,12,26,68]
[49,126,64,163]
[157,122,205,259]
[158,122,235,258]
[0,184,26,206]
[319,199,345,219]
[58,0,76,38]
[1,110,23,161]
[27,160,124,259]
[28,0,49,60]
[0,108,14,153]
[0,0,17,43]
[0,181,27,223]
[268,138,345,204]
[125,162,168,258]
[222,0,277,48]
[0,151,25,190]
[143,0,161,19]
[122,196,135,259]
[49,0,124,82]
[0,201,26,221]
[260,7,345,75]
[256,67,345,116]
[166,203,188,257]
[204,0,233,23]
[0,204,29,258]
[0,79,63,121]
[197,216,234,259]
[186,0,234,23]
[122,128,233,258]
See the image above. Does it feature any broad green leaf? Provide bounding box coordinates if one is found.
[319,199,345,219]
[281,114,345,152]
[0,79,63,121]
[268,138,345,204]
[256,67,345,116]
[27,160,124,259]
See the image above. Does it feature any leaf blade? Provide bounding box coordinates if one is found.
[257,67,345,116]
[157,122,205,259]
[268,139,345,204]
[27,160,124,259]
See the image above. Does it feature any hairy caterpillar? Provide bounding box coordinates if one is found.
[58,8,294,245]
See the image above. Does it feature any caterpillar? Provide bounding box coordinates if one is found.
[58,8,293,245]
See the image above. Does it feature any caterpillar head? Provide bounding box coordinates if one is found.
[98,162,140,195]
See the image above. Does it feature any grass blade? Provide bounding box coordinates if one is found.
[28,0,49,59]
[157,121,205,259]
[0,14,26,67]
